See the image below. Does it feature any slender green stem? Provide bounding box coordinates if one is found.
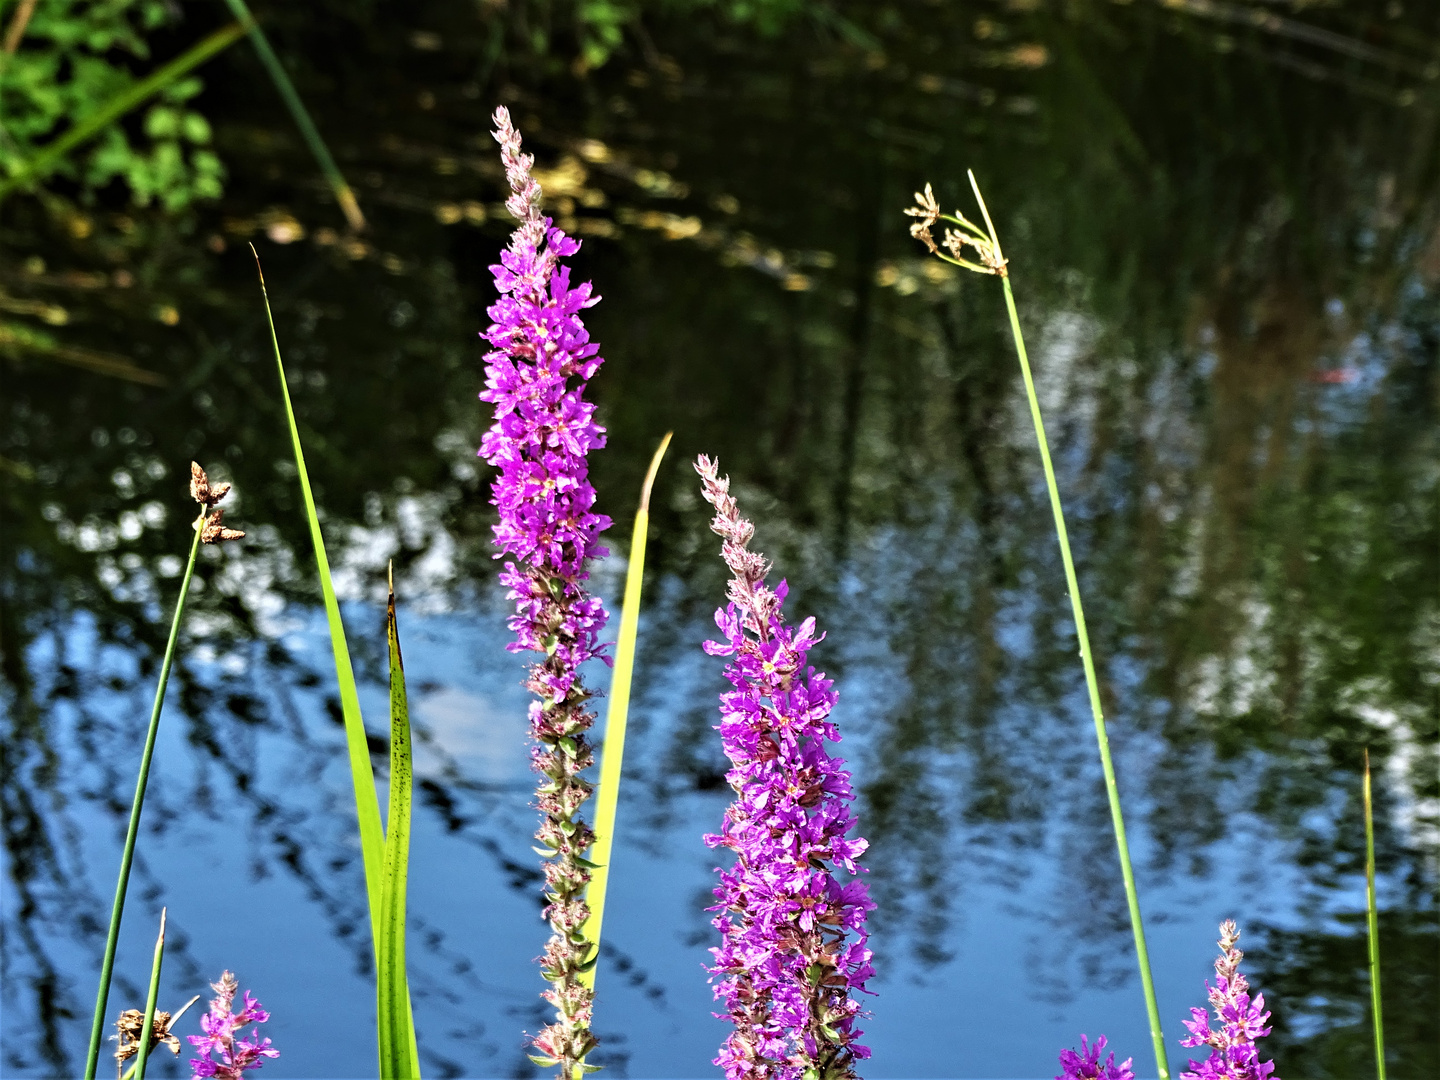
[133,909,167,1080]
[83,512,205,1080]
[219,0,365,230]
[1000,276,1170,1079]
[1364,750,1386,1080]
[0,21,250,199]
[579,431,673,998]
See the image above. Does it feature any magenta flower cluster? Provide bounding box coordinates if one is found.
[1056,1034,1134,1080]
[187,972,277,1080]
[696,455,875,1080]
[1180,921,1277,1080]
[478,106,610,1077]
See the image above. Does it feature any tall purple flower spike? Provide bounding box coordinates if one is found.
[695,455,875,1080]
[1057,1034,1134,1080]
[479,105,611,1077]
[187,972,278,1080]
[1180,921,1278,1080]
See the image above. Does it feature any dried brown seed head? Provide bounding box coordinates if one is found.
[190,461,210,505]
[113,1008,179,1062]
[903,183,940,229]
[189,462,232,508]
[200,508,246,544]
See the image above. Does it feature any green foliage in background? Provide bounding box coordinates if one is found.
[555,0,817,68]
[0,0,223,208]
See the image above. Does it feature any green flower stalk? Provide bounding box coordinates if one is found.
[1363,750,1386,1080]
[84,464,244,1080]
[905,172,1170,1079]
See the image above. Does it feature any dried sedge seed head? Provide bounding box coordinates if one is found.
[200,508,245,545]
[904,183,940,228]
[189,462,231,508]
[113,1008,179,1062]
[904,184,941,254]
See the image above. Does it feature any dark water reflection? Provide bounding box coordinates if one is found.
[2,1,1437,1076]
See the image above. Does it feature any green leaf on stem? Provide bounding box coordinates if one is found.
[377,566,417,1078]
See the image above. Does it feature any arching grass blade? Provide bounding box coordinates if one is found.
[578,430,673,999]
[219,0,365,230]
[1364,749,1387,1079]
[252,250,417,1074]
[251,248,385,938]
[377,564,418,1078]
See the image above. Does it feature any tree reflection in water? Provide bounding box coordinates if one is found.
[2,1,1436,1074]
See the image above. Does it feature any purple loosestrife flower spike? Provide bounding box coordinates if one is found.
[695,455,876,1080]
[187,972,278,1080]
[1179,921,1278,1080]
[479,105,611,1077]
[1057,1035,1135,1080]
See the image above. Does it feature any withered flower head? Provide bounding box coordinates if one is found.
[904,177,1010,276]
[904,183,940,228]
[200,508,245,545]
[112,1007,180,1064]
[943,227,1008,276]
[904,183,941,254]
[189,462,232,508]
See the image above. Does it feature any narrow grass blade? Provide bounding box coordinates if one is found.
[0,320,168,385]
[84,514,205,1080]
[219,0,365,230]
[2,0,38,57]
[0,20,251,199]
[377,564,418,1079]
[578,431,673,997]
[250,250,385,941]
[966,171,1168,1079]
[1364,749,1387,1079]
[132,908,167,1080]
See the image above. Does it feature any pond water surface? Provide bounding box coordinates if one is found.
[2,3,1437,1078]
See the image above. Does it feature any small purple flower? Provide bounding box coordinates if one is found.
[1179,921,1278,1080]
[696,455,875,1080]
[187,972,277,1080]
[479,105,611,1076]
[1057,1034,1134,1080]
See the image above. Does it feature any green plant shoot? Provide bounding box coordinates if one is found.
[378,564,417,1078]
[578,431,672,997]
[253,249,419,1073]
[905,172,1170,1078]
[132,908,167,1080]
[252,247,384,932]
[1364,749,1386,1080]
